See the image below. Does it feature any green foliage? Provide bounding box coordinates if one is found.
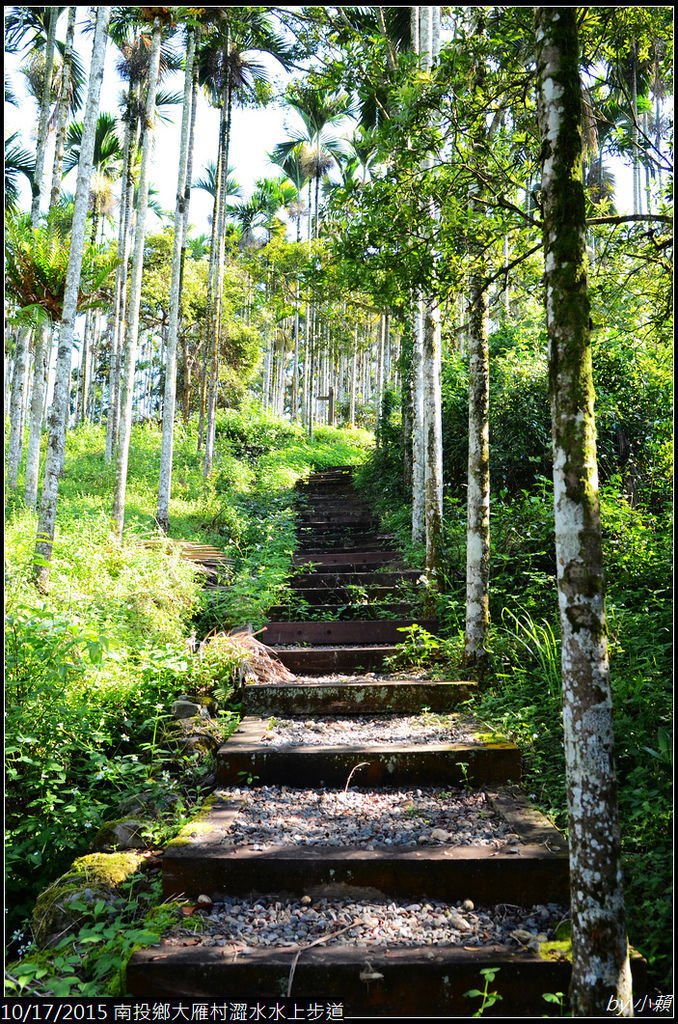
[5,212,117,323]
[387,624,453,671]
[5,872,180,997]
[464,967,503,1017]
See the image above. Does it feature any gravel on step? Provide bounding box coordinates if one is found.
[257,714,475,747]
[170,895,566,952]
[220,786,517,850]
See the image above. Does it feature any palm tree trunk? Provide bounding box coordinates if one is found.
[291,292,300,419]
[76,307,95,426]
[423,299,443,576]
[375,313,385,445]
[536,8,632,1015]
[34,6,110,586]
[205,53,233,477]
[30,6,58,225]
[49,6,76,208]
[464,272,490,668]
[24,322,51,509]
[411,301,425,546]
[465,12,491,665]
[105,95,138,462]
[349,327,358,428]
[112,15,162,540]
[6,327,30,490]
[157,25,196,533]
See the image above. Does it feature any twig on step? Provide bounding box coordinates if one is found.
[287,923,356,997]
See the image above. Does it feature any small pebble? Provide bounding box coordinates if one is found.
[222,785,514,850]
[259,715,475,748]
[166,895,566,952]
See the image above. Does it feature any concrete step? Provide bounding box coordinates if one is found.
[297,536,395,553]
[272,645,399,673]
[291,570,423,590]
[129,939,642,1012]
[161,788,568,904]
[261,619,437,646]
[242,678,477,716]
[293,551,400,570]
[267,602,416,620]
[216,717,521,788]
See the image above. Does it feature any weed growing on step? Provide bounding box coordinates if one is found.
[386,623,459,672]
[464,967,503,1016]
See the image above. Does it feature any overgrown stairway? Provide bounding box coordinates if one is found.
[127,468,639,1012]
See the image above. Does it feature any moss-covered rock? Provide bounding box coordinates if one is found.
[31,852,145,947]
[92,818,152,851]
[165,715,224,756]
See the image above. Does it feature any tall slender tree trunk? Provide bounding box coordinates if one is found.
[105,96,138,462]
[157,25,196,533]
[465,273,490,669]
[6,327,30,490]
[411,302,425,545]
[349,327,358,428]
[205,59,233,477]
[30,6,58,225]
[411,5,443,565]
[401,326,414,494]
[49,6,76,208]
[34,6,110,586]
[375,313,385,445]
[112,16,162,540]
[24,322,51,509]
[536,8,632,1015]
[423,300,443,575]
[465,9,492,668]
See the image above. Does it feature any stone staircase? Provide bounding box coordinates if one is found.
[126,467,643,1012]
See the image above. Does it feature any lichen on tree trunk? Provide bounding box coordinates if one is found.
[465,272,490,671]
[536,7,632,1016]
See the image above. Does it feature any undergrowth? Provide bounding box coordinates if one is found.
[4,407,373,994]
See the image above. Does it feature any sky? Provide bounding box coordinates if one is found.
[3,10,301,236]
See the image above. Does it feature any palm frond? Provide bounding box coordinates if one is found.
[5,133,36,211]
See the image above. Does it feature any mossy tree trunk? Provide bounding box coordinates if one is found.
[536,7,632,1016]
[464,272,490,671]
[464,11,491,673]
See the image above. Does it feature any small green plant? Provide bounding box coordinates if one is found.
[464,967,503,1017]
[456,761,471,787]
[542,991,567,1015]
[236,770,260,786]
[387,624,447,670]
